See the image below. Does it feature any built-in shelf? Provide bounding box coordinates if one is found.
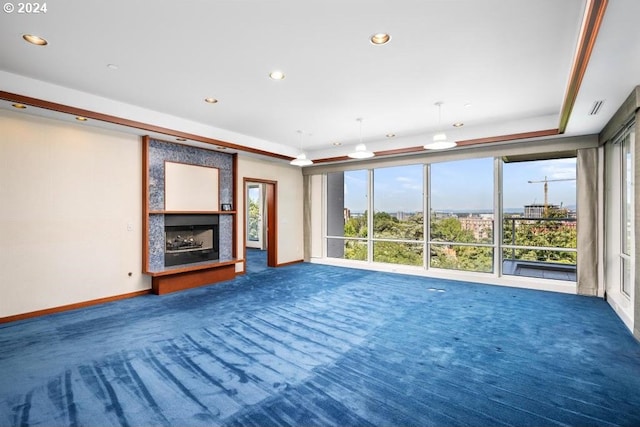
[148,259,240,295]
[142,136,239,295]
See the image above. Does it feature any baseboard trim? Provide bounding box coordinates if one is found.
[277,259,304,267]
[0,289,152,324]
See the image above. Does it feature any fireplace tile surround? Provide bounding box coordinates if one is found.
[146,139,235,272]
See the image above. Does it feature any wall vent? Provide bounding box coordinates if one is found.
[589,100,604,115]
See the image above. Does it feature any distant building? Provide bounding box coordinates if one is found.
[459,214,493,240]
[432,211,458,219]
[343,208,351,222]
[524,204,574,219]
[396,211,415,221]
[525,204,559,218]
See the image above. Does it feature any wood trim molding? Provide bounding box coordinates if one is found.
[242,179,248,265]
[311,130,560,164]
[277,259,304,267]
[455,129,560,146]
[232,154,238,258]
[142,136,151,273]
[0,290,151,324]
[374,146,426,156]
[558,0,609,133]
[312,155,351,164]
[0,91,294,161]
[267,182,277,267]
[242,178,278,267]
[311,146,426,164]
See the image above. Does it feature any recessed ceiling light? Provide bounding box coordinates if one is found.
[386,133,396,138]
[370,33,391,45]
[464,103,472,108]
[452,122,464,128]
[332,142,342,146]
[22,34,48,46]
[176,137,187,142]
[75,116,88,122]
[269,70,285,80]
[107,64,119,70]
[216,146,227,150]
[11,103,27,109]
[204,97,218,104]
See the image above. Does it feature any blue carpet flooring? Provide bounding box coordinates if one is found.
[245,248,268,274]
[1,263,640,426]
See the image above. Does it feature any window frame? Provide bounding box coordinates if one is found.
[620,130,634,297]
[315,137,593,286]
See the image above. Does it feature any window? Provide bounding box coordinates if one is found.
[322,152,581,284]
[429,158,494,273]
[502,158,577,281]
[373,165,424,266]
[621,133,633,296]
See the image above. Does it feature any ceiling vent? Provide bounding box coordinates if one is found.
[589,100,605,115]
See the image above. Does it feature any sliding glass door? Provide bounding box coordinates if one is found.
[502,158,577,281]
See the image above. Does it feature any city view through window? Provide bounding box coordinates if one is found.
[328,157,577,280]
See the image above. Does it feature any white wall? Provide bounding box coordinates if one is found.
[236,157,304,270]
[0,110,149,318]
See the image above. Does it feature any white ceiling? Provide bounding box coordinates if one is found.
[1,0,639,162]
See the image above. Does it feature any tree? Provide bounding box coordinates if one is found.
[430,216,474,243]
[344,212,367,238]
[503,215,576,264]
[429,215,493,272]
[373,211,399,236]
[247,198,260,240]
[342,210,576,271]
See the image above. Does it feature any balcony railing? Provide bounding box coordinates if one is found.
[502,216,577,281]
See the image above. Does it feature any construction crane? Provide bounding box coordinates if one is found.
[527,176,576,216]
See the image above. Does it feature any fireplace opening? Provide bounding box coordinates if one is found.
[164,215,219,267]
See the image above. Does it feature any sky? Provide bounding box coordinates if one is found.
[343,157,577,213]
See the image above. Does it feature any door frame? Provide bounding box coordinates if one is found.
[243,178,277,268]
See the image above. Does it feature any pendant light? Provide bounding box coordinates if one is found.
[423,102,457,150]
[348,118,374,159]
[290,130,313,166]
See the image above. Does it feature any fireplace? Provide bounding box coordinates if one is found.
[164,215,219,267]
